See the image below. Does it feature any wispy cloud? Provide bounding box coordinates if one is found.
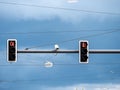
[41,84,120,90]
[0,0,120,22]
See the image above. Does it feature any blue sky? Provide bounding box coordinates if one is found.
[0,0,120,90]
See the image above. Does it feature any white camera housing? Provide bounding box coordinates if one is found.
[54,44,59,50]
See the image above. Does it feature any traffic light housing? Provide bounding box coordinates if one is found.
[79,40,89,63]
[7,39,17,62]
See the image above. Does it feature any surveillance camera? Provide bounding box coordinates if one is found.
[54,44,59,50]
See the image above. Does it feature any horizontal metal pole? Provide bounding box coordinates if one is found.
[17,49,120,54]
[17,50,78,53]
[89,49,120,54]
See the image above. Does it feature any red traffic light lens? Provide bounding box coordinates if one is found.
[81,42,87,48]
[9,41,15,47]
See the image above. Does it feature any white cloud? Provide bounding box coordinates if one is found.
[41,84,120,90]
[67,0,79,3]
[44,61,53,68]
[0,0,120,22]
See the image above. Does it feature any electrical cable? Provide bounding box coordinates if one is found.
[0,29,120,35]
[0,1,120,15]
[0,62,119,66]
[0,76,119,83]
[25,29,120,50]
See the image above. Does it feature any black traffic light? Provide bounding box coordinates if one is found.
[79,40,89,63]
[7,39,17,62]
